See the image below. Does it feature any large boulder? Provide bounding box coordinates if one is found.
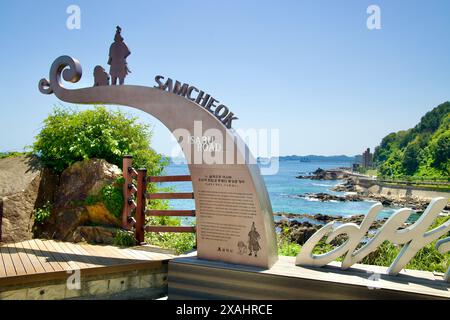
[38,158,122,241]
[72,226,122,244]
[55,158,122,208]
[0,155,57,243]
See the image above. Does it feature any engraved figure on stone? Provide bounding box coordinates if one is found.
[237,240,247,255]
[248,222,261,257]
[108,26,131,85]
[93,65,110,86]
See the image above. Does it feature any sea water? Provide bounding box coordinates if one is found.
[159,159,396,220]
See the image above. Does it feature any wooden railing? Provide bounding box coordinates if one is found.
[122,156,196,244]
[0,198,3,242]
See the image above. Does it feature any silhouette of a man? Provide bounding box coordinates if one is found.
[108,26,131,85]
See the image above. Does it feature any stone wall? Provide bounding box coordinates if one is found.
[367,184,450,201]
[354,177,450,200]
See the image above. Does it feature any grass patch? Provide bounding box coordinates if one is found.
[34,201,52,224]
[84,177,124,219]
[144,215,196,254]
[114,229,136,247]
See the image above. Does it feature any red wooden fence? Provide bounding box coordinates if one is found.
[0,198,3,242]
[122,156,196,244]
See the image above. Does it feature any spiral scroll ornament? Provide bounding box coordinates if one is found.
[38,56,82,95]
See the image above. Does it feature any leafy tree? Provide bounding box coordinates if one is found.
[402,140,421,175]
[415,102,450,133]
[433,131,450,169]
[33,106,167,174]
[375,102,450,178]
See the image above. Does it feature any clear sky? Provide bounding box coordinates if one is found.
[0,0,449,157]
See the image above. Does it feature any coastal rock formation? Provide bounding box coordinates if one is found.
[296,168,349,180]
[72,226,121,244]
[277,220,321,245]
[0,155,57,243]
[38,159,122,241]
[0,156,124,243]
[41,206,88,240]
[274,212,388,245]
[300,192,364,202]
[55,158,122,208]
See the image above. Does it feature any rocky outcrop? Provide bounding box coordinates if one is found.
[0,155,57,243]
[275,212,388,245]
[279,220,321,245]
[72,226,121,244]
[38,158,122,241]
[55,158,122,208]
[300,192,364,202]
[296,168,349,180]
[0,156,124,244]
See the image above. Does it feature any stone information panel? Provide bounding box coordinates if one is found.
[190,165,269,267]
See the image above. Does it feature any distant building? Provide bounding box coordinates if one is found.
[362,148,373,168]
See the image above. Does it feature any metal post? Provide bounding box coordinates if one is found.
[122,155,133,230]
[136,168,147,244]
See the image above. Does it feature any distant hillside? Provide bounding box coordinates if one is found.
[170,155,357,164]
[266,155,356,162]
[374,102,450,178]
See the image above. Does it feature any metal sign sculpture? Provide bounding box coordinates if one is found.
[296,197,450,282]
[38,27,278,269]
[108,26,131,85]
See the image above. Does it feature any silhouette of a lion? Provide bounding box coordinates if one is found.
[93,65,110,86]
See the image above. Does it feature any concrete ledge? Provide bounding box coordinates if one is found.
[0,264,168,300]
[168,255,450,300]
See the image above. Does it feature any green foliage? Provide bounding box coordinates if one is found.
[278,238,301,256]
[402,139,421,175]
[145,215,196,254]
[0,151,28,159]
[84,178,124,219]
[34,201,52,224]
[32,106,167,174]
[114,229,136,247]
[101,178,124,218]
[375,102,450,179]
[277,226,301,256]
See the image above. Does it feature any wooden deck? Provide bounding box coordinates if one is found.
[0,239,175,287]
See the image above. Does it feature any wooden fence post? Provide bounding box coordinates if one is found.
[0,198,3,242]
[122,155,133,230]
[135,168,147,244]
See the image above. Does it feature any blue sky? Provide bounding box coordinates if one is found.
[0,0,449,156]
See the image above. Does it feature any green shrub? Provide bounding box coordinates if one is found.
[145,215,196,254]
[32,106,167,174]
[84,178,124,219]
[101,178,124,218]
[0,151,27,159]
[34,201,52,224]
[278,238,301,256]
[114,229,136,247]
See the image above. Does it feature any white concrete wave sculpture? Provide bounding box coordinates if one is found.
[39,56,278,268]
[296,197,450,282]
